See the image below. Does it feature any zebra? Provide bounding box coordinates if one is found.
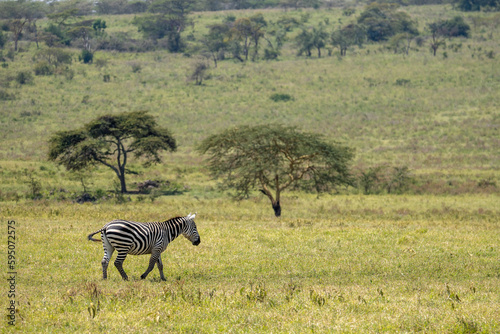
[87,213,200,281]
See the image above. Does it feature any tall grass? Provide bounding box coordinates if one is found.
[3,195,499,332]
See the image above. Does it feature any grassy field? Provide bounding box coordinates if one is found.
[2,195,499,332]
[1,4,500,333]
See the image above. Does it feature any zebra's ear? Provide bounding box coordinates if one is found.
[187,213,196,220]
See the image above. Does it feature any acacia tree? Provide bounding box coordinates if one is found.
[202,23,230,67]
[331,24,365,56]
[48,111,177,193]
[428,21,446,56]
[0,0,46,51]
[310,25,328,58]
[133,0,195,52]
[295,28,314,56]
[197,125,354,217]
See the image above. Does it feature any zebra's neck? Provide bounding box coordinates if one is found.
[160,217,187,239]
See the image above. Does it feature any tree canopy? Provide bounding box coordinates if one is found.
[48,111,177,193]
[197,124,354,217]
[357,3,418,42]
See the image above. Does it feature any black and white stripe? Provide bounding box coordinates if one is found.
[88,213,200,281]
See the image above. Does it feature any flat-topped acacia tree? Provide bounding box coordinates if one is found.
[48,111,176,193]
[197,124,355,217]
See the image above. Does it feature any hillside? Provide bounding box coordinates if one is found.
[0,5,499,197]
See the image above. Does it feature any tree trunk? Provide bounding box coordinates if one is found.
[272,200,281,217]
[12,19,27,52]
[118,172,127,193]
[212,53,217,68]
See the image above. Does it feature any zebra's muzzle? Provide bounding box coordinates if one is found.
[193,238,201,246]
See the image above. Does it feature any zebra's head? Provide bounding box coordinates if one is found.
[183,213,201,246]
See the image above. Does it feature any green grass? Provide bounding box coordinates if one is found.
[3,195,500,332]
[1,6,499,172]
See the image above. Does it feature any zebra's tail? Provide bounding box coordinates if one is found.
[87,228,105,242]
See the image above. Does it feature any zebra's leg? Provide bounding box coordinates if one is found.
[156,255,166,281]
[114,250,130,281]
[140,250,161,280]
[101,233,114,280]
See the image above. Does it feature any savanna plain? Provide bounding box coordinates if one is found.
[1,4,500,333]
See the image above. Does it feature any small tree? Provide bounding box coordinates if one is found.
[0,0,46,51]
[202,23,230,67]
[48,111,177,193]
[428,21,446,56]
[331,24,365,56]
[357,3,418,42]
[295,28,314,57]
[133,0,194,52]
[189,60,209,85]
[388,32,418,55]
[34,47,72,67]
[229,16,266,61]
[197,125,354,217]
[310,25,328,58]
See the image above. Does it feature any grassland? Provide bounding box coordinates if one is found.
[3,195,500,332]
[1,4,500,333]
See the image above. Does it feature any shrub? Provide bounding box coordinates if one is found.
[34,61,54,76]
[387,166,413,194]
[0,89,15,101]
[264,48,280,60]
[441,16,471,38]
[189,61,209,85]
[359,166,383,194]
[94,58,108,68]
[394,78,411,86]
[79,49,94,64]
[130,62,142,73]
[59,67,75,81]
[357,3,418,42]
[270,93,294,102]
[34,48,73,67]
[15,71,34,85]
[342,7,356,16]
[0,31,6,48]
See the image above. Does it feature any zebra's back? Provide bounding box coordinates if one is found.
[104,220,162,255]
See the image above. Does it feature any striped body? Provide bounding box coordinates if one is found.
[88,214,200,281]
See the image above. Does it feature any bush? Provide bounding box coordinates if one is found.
[270,93,294,102]
[357,165,413,194]
[189,61,209,85]
[357,4,418,42]
[15,71,34,85]
[34,61,54,76]
[59,67,75,81]
[441,16,471,38]
[342,7,356,16]
[130,62,142,73]
[0,31,6,48]
[79,49,94,64]
[34,48,72,67]
[0,89,15,101]
[264,48,280,60]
